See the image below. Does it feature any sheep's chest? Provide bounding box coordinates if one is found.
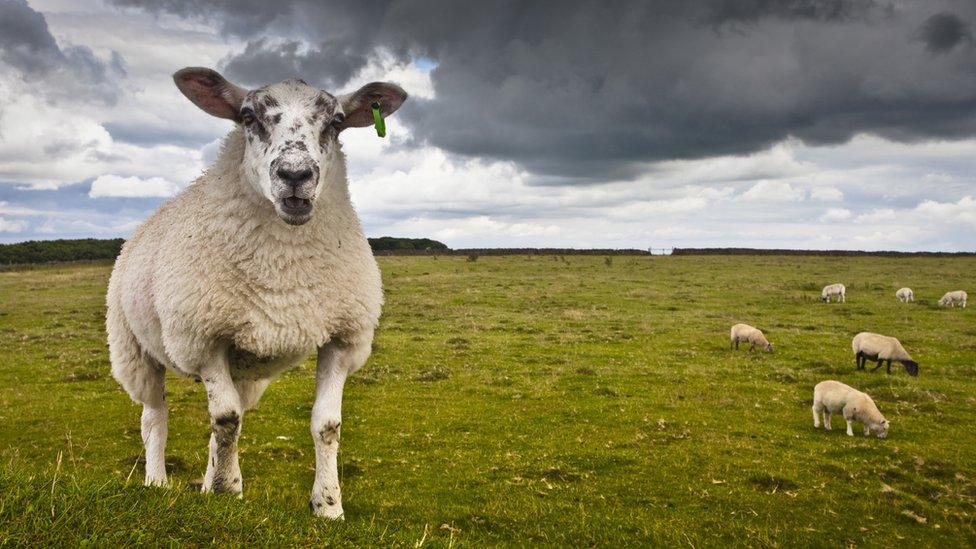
[225,244,382,361]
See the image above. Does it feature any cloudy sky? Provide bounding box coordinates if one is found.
[1,0,975,250]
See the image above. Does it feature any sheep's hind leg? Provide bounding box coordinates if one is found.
[823,411,831,430]
[310,334,373,519]
[200,353,244,496]
[109,325,169,487]
[812,402,822,428]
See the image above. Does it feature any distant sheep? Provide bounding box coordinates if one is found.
[852,332,919,376]
[730,323,773,352]
[895,287,914,303]
[938,290,967,308]
[812,380,889,438]
[821,283,846,303]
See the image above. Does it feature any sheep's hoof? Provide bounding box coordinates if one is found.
[309,497,344,519]
[144,476,169,488]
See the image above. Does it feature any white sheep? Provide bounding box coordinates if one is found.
[812,380,889,438]
[730,323,773,352]
[938,290,968,308]
[820,283,846,303]
[851,332,919,377]
[106,67,407,519]
[895,287,914,303]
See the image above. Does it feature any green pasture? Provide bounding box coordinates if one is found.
[0,255,974,546]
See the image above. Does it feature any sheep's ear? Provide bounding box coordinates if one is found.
[337,82,408,131]
[173,67,247,122]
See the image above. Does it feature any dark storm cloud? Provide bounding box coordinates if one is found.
[703,0,887,26]
[107,0,976,179]
[914,12,973,53]
[221,39,368,89]
[0,0,125,104]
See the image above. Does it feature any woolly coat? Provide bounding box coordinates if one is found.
[730,323,771,350]
[895,287,913,302]
[821,283,845,300]
[852,332,912,363]
[939,290,967,307]
[813,380,888,433]
[107,128,382,396]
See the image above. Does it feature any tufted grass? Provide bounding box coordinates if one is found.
[0,255,974,546]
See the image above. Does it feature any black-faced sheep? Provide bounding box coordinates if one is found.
[852,332,919,377]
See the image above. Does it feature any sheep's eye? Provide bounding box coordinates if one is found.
[331,112,345,127]
[241,109,257,126]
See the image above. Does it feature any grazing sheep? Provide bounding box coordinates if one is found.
[730,323,773,352]
[821,283,846,303]
[852,332,919,377]
[812,380,889,438]
[938,290,968,308]
[106,67,407,519]
[895,287,914,303]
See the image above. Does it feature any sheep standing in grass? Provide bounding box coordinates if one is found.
[852,332,919,376]
[938,290,968,308]
[812,380,889,438]
[896,287,914,303]
[730,323,773,352]
[821,283,846,303]
[106,67,407,519]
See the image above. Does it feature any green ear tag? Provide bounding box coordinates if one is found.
[371,102,386,138]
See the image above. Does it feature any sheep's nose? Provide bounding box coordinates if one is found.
[276,166,313,187]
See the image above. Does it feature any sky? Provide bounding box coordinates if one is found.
[0,0,974,251]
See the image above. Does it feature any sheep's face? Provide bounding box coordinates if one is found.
[764,342,774,352]
[238,81,339,225]
[872,419,889,439]
[173,67,407,226]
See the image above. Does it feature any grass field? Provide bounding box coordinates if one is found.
[1,255,974,546]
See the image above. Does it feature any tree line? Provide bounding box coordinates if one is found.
[0,237,452,265]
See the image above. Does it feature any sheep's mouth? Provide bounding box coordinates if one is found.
[277,197,313,225]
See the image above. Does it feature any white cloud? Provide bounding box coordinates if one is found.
[89,175,181,198]
[0,217,29,233]
[819,208,852,222]
[741,180,806,202]
[810,186,843,201]
[915,195,976,226]
[856,209,896,223]
[345,50,436,99]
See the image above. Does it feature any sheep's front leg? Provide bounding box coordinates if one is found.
[200,357,244,495]
[843,408,857,436]
[310,336,372,519]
